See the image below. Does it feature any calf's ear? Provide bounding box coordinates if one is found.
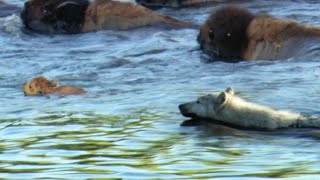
[50,80,59,87]
[225,87,234,95]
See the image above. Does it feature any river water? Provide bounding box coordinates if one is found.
[1,0,320,179]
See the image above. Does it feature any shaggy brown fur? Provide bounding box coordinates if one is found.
[136,0,221,8]
[198,6,320,61]
[20,0,196,34]
[23,76,86,96]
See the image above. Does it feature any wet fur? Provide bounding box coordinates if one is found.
[20,0,196,34]
[40,0,89,33]
[136,0,240,8]
[179,87,320,130]
[23,76,86,96]
[136,0,217,8]
[198,6,320,61]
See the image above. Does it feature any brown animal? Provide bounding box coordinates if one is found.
[136,0,221,8]
[198,6,320,62]
[20,0,196,34]
[0,1,21,17]
[136,0,247,9]
[23,76,86,96]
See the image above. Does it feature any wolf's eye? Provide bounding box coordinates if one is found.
[29,85,32,89]
[37,90,43,94]
[209,28,214,40]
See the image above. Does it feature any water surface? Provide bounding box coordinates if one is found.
[1,0,320,179]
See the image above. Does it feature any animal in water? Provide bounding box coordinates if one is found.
[136,0,222,8]
[198,6,320,62]
[20,0,196,34]
[23,76,86,96]
[179,87,320,130]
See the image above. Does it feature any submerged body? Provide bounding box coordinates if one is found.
[198,6,320,62]
[136,0,229,8]
[20,0,196,34]
[179,87,320,130]
[23,76,86,96]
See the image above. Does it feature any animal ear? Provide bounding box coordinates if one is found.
[216,92,228,106]
[225,87,234,95]
[214,92,228,112]
[50,80,59,87]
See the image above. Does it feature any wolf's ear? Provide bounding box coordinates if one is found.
[215,92,228,112]
[225,87,234,95]
[216,92,227,106]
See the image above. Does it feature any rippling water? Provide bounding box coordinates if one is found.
[1,0,320,179]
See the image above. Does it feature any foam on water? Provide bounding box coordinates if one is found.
[0,14,21,34]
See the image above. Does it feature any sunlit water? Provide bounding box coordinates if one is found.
[1,0,320,179]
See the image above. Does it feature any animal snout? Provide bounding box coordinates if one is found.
[179,103,191,115]
[178,103,187,113]
[179,103,198,118]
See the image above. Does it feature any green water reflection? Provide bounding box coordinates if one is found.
[0,109,320,179]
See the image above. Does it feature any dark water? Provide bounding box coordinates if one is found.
[1,0,320,179]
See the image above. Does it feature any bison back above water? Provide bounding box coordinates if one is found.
[198,6,320,62]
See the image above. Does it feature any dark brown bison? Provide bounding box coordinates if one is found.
[198,6,320,62]
[136,0,242,8]
[20,0,196,34]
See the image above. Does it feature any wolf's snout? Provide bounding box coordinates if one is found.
[178,104,187,113]
[179,103,196,118]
